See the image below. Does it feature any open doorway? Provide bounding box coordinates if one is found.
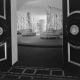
[0,0,80,79]
[15,0,63,69]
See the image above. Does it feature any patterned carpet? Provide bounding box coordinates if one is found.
[0,66,79,80]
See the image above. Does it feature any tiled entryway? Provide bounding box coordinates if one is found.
[0,66,79,80]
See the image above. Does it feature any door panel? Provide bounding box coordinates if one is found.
[0,0,17,71]
[63,0,80,77]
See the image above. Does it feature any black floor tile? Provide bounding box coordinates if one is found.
[0,74,4,78]
[9,68,24,74]
[35,69,50,75]
[2,74,19,79]
[0,66,79,80]
[0,74,4,79]
[64,76,79,80]
[33,76,49,79]
[12,66,26,69]
[50,77,78,80]
[20,76,32,80]
[52,70,63,76]
[24,69,35,74]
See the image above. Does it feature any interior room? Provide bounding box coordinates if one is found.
[0,0,80,80]
[16,0,63,68]
[15,0,63,78]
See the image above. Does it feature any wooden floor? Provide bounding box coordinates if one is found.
[14,46,63,68]
[15,35,63,68]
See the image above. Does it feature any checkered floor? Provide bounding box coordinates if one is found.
[0,66,78,80]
